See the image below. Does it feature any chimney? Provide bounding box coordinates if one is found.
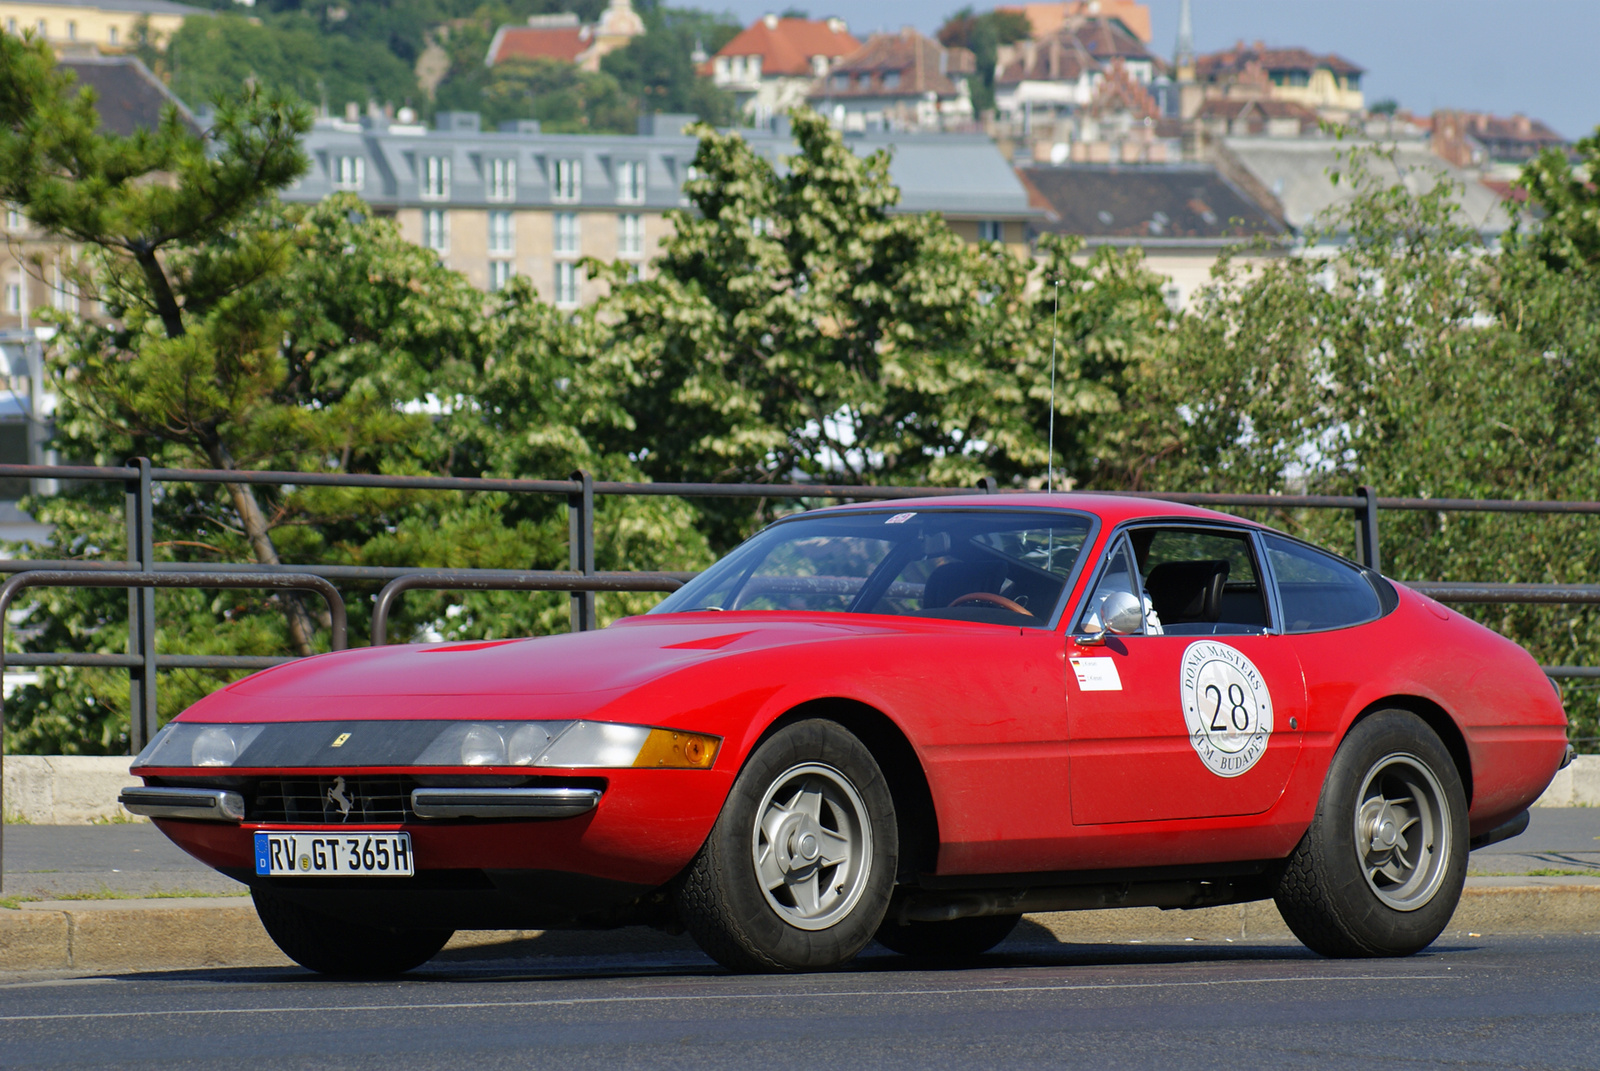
[763,12,778,29]
[827,17,846,34]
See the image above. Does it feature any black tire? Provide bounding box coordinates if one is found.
[1274,710,1468,958]
[252,888,454,976]
[875,913,1021,959]
[677,718,898,972]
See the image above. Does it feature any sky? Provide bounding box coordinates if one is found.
[709,1,1598,140]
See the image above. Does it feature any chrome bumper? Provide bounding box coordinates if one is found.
[120,786,245,822]
[410,787,602,819]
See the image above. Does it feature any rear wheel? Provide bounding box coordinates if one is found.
[1274,710,1467,957]
[677,719,898,972]
[875,913,1021,959]
[252,888,453,976]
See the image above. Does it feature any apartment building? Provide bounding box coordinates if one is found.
[283,112,1041,302]
[0,0,200,52]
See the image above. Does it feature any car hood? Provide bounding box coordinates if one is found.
[222,615,894,701]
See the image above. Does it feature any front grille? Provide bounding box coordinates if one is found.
[249,776,415,824]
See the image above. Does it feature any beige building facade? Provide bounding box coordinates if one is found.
[0,0,200,52]
[286,113,1041,301]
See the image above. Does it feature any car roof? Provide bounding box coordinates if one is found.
[807,492,1265,530]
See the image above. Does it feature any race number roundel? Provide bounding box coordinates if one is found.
[1181,641,1273,778]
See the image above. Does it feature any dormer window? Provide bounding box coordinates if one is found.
[421,155,450,200]
[552,158,581,203]
[487,158,516,202]
[616,160,645,204]
[882,70,900,89]
[333,155,365,191]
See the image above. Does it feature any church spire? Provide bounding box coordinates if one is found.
[1175,0,1195,81]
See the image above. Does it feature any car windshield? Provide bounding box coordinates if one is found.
[651,509,1094,628]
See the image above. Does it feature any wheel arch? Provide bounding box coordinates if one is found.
[755,698,940,883]
[1349,695,1474,805]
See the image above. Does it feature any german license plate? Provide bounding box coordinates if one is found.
[254,831,414,877]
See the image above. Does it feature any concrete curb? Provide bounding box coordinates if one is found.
[3,879,1596,973]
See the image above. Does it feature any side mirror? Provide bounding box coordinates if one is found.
[1100,590,1144,635]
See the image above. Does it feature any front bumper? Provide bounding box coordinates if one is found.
[121,784,603,822]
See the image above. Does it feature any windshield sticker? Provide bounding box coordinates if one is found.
[884,512,917,524]
[1070,656,1123,692]
[1181,641,1273,778]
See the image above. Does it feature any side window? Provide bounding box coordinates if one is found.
[1264,533,1382,633]
[1077,537,1145,634]
[1131,527,1269,636]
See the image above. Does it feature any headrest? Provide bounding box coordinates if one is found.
[1144,559,1230,624]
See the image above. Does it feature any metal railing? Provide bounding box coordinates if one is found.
[0,462,1597,752]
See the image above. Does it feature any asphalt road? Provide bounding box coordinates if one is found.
[5,807,1595,900]
[1,934,1597,1069]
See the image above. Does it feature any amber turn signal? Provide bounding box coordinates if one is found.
[632,729,720,769]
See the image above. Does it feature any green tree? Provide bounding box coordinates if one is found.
[441,56,632,132]
[1155,143,1600,747]
[600,3,740,126]
[590,109,1167,546]
[164,11,420,114]
[937,7,1032,116]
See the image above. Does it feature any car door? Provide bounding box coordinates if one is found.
[1066,524,1307,825]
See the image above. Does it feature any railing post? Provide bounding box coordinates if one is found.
[568,469,595,632]
[1354,484,1381,573]
[125,458,157,752]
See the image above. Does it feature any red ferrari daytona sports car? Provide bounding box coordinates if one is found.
[122,494,1571,974]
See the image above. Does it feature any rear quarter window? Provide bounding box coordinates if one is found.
[1264,533,1384,633]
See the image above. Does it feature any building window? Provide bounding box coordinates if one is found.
[36,19,46,35]
[882,70,900,89]
[488,259,514,292]
[5,209,21,231]
[423,209,449,253]
[554,212,580,256]
[66,20,77,40]
[51,267,75,312]
[831,73,848,90]
[616,160,645,204]
[5,18,16,34]
[107,24,117,44]
[552,158,581,203]
[487,158,516,202]
[421,155,450,200]
[978,220,1004,242]
[333,155,364,191]
[3,281,20,314]
[617,213,643,258]
[488,210,514,255]
[554,261,580,307]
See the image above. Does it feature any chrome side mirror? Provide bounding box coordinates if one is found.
[1100,590,1144,635]
[1078,590,1143,646]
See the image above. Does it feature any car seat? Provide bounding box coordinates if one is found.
[923,560,1008,609]
[1143,559,1230,624]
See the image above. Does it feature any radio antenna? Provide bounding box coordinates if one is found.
[1048,280,1061,493]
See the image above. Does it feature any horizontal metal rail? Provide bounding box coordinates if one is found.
[1406,583,1600,605]
[0,570,348,894]
[371,571,686,646]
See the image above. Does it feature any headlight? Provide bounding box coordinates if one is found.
[131,719,719,771]
[460,724,507,766]
[414,721,718,769]
[192,727,240,767]
[131,723,264,769]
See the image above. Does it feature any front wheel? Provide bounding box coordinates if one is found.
[677,719,898,972]
[1274,710,1467,957]
[253,888,453,976]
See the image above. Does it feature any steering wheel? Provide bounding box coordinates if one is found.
[949,591,1033,617]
